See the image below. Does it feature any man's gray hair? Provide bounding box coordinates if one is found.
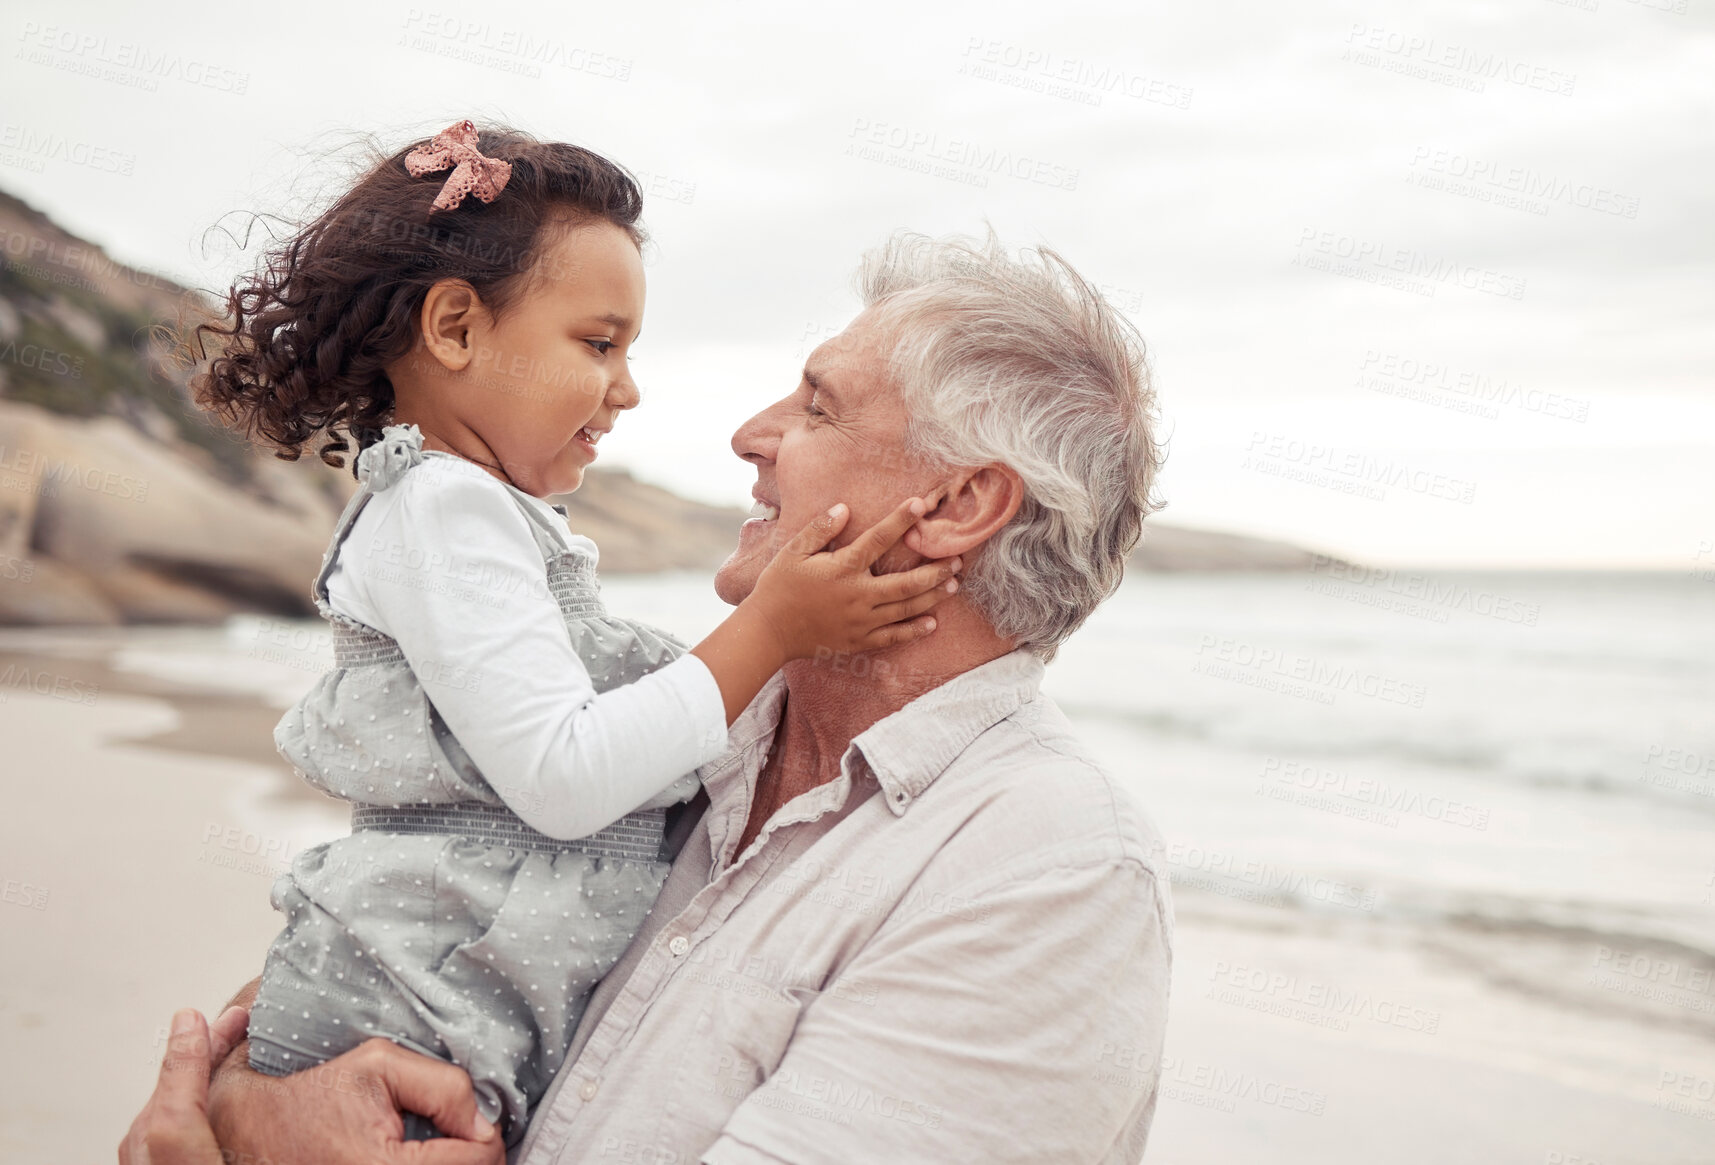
[857,230,1164,663]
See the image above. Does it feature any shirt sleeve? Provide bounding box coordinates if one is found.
[333,467,729,840]
[701,859,1172,1164]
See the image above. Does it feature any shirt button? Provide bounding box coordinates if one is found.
[668,935,690,957]
[578,1077,600,1101]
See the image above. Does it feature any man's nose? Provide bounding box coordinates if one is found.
[732,400,784,465]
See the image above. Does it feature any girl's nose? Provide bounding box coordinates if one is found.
[610,372,642,411]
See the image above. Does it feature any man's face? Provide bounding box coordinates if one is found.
[714,308,941,605]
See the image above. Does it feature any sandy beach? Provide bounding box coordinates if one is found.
[0,628,347,1165]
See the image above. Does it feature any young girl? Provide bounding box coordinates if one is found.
[186,120,961,1144]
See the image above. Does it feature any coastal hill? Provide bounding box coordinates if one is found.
[0,189,1322,626]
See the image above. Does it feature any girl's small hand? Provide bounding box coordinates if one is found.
[747,498,964,661]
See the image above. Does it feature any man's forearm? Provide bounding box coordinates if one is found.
[207,976,287,1149]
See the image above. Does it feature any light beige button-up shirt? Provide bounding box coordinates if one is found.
[514,647,1174,1165]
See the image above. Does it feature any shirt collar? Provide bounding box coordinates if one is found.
[854,648,1045,814]
[701,647,1047,817]
[730,670,791,757]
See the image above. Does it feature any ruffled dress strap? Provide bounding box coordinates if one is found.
[355,422,426,491]
[308,424,426,617]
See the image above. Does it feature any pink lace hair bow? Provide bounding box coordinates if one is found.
[404,120,513,212]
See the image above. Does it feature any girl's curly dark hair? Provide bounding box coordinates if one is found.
[182,123,645,469]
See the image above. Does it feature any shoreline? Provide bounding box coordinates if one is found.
[0,626,335,804]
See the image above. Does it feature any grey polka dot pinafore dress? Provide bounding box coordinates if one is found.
[248,427,701,1141]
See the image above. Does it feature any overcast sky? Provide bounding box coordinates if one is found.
[2,0,1709,567]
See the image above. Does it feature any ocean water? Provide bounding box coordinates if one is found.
[1048,569,1715,950]
[89,566,1715,1159]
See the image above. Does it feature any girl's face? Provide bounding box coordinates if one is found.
[426,218,646,497]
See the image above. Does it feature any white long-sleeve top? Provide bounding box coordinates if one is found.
[323,453,729,841]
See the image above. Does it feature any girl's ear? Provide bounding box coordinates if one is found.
[418,279,482,371]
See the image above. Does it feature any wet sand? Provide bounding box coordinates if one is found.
[0,632,346,1165]
[0,634,323,782]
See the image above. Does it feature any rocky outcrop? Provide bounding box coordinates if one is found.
[0,401,341,624]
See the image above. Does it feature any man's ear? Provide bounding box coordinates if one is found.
[901,464,1024,559]
[416,279,484,372]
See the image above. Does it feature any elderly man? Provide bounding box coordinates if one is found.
[124,231,1172,1164]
